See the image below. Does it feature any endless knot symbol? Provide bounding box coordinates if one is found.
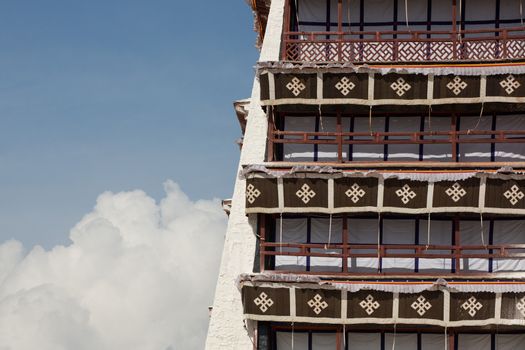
[446,76,468,96]
[286,77,306,96]
[335,77,356,96]
[504,185,525,206]
[411,295,432,316]
[445,182,467,202]
[461,296,483,317]
[345,183,366,204]
[395,184,417,205]
[254,292,274,313]
[245,184,261,204]
[390,77,412,97]
[359,294,380,315]
[307,294,329,315]
[500,75,521,95]
[516,296,525,317]
[296,184,316,204]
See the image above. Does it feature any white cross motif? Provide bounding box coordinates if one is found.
[345,183,366,204]
[500,75,521,95]
[445,182,467,203]
[307,294,329,315]
[411,295,432,316]
[504,185,525,206]
[296,184,316,204]
[446,76,468,96]
[461,296,483,317]
[390,77,412,97]
[335,77,356,96]
[286,77,306,96]
[245,184,261,204]
[396,184,417,205]
[254,292,274,313]
[516,296,525,317]
[359,294,380,315]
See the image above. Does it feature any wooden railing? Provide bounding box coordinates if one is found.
[282,27,525,62]
[261,241,525,275]
[268,128,525,162]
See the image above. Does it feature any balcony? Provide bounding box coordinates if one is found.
[283,27,525,63]
[282,0,525,63]
[267,113,525,164]
[258,215,525,277]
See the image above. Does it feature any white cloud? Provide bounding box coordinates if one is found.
[0,181,227,350]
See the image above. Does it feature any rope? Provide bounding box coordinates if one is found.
[520,0,523,25]
[319,105,325,132]
[325,214,333,250]
[347,0,351,31]
[292,322,295,350]
[427,104,432,130]
[444,327,448,350]
[369,106,373,135]
[404,0,410,29]
[392,324,397,350]
[377,213,382,270]
[480,212,487,249]
[426,213,431,250]
[468,102,485,134]
[280,212,283,253]
[343,324,346,348]
[458,0,463,44]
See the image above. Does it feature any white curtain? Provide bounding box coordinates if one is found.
[493,220,525,272]
[423,116,453,161]
[347,332,381,350]
[460,220,490,272]
[457,334,491,350]
[283,116,316,162]
[422,334,446,350]
[385,333,418,350]
[457,116,493,162]
[387,116,422,161]
[496,334,525,350]
[494,115,525,161]
[312,333,337,350]
[276,332,309,350]
[348,218,380,272]
[382,219,416,272]
[418,219,453,272]
[352,116,386,161]
[310,217,343,272]
[275,218,308,271]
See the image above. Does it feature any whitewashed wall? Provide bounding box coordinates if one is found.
[205,0,285,348]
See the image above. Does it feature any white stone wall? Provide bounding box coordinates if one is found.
[204,0,285,349]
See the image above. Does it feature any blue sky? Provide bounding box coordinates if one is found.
[0,0,259,248]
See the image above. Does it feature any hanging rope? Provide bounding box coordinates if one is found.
[468,102,485,134]
[279,212,283,253]
[444,327,448,350]
[377,213,382,270]
[292,322,295,350]
[369,106,373,135]
[426,213,431,250]
[520,0,523,25]
[458,0,463,44]
[325,214,333,250]
[343,324,346,348]
[392,324,397,350]
[480,212,488,249]
[347,0,351,32]
[404,0,410,30]
[319,105,325,132]
[427,104,432,130]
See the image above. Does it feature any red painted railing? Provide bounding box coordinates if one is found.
[283,27,525,62]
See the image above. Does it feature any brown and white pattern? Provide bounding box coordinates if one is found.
[246,176,525,215]
[241,285,525,327]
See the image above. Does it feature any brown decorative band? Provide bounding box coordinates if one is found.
[241,284,525,327]
[245,175,525,215]
[259,72,525,106]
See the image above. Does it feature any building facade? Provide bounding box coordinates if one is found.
[206,1,525,349]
